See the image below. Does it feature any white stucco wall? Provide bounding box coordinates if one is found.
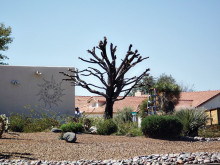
[0,66,75,116]
[198,94,220,110]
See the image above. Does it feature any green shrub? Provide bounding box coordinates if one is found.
[9,113,26,132]
[114,107,133,123]
[141,115,183,138]
[127,127,143,137]
[9,112,60,133]
[60,122,83,133]
[198,126,220,138]
[23,117,60,133]
[174,108,208,136]
[139,99,149,118]
[115,122,133,136]
[97,119,118,135]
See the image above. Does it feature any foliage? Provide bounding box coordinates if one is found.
[9,113,26,132]
[114,107,133,123]
[154,74,181,113]
[0,114,9,138]
[174,108,208,136]
[139,98,149,118]
[129,75,155,96]
[60,37,150,119]
[9,107,60,132]
[114,121,142,136]
[127,127,143,137]
[198,125,220,138]
[60,122,83,133]
[23,117,60,133]
[0,23,13,65]
[141,115,183,138]
[97,119,118,135]
[130,73,181,114]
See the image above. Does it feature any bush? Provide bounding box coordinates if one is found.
[97,119,118,135]
[23,117,60,133]
[115,122,133,136]
[198,126,220,138]
[141,115,183,138]
[60,122,83,133]
[9,112,60,133]
[9,113,26,132]
[114,107,133,123]
[174,108,208,136]
[139,99,149,118]
[126,126,143,137]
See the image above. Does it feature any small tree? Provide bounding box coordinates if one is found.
[61,37,150,119]
[155,74,181,113]
[0,23,13,65]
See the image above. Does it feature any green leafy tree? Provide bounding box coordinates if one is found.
[0,23,13,65]
[129,75,155,96]
[138,73,181,114]
[155,73,181,113]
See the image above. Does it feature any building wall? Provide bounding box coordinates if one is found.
[0,66,75,116]
[199,95,220,110]
[206,108,220,125]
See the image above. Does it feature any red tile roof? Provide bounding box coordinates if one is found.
[75,96,147,114]
[175,90,220,109]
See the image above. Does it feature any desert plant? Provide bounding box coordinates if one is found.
[127,127,143,137]
[23,117,60,133]
[9,109,60,133]
[114,107,133,123]
[174,108,208,136]
[0,114,8,138]
[60,122,83,133]
[198,126,220,138]
[97,119,118,135]
[141,115,183,138]
[9,113,26,132]
[139,98,149,118]
[115,122,133,136]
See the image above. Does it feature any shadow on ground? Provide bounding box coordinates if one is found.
[0,152,36,160]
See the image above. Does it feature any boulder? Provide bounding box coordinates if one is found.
[88,126,97,134]
[51,128,62,133]
[63,132,77,143]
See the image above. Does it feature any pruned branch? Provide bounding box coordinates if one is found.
[60,37,150,119]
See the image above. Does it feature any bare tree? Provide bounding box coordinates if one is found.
[60,37,150,119]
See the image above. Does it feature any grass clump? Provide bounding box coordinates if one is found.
[114,107,133,123]
[113,107,142,137]
[174,108,208,136]
[60,122,83,133]
[97,119,117,135]
[141,115,183,138]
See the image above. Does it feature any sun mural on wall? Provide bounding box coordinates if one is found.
[37,76,65,108]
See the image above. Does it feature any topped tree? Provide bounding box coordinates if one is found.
[60,37,150,119]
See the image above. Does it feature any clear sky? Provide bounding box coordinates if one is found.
[1,0,220,96]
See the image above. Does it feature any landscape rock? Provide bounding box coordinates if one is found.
[51,128,62,133]
[63,132,77,143]
[89,126,97,134]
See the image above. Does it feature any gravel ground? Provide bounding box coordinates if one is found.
[0,132,220,161]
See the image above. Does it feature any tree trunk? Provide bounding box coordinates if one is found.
[104,98,114,119]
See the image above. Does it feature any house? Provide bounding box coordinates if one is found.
[175,90,220,125]
[175,90,220,110]
[75,93,147,117]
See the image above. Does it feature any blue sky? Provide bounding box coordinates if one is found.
[1,0,220,95]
